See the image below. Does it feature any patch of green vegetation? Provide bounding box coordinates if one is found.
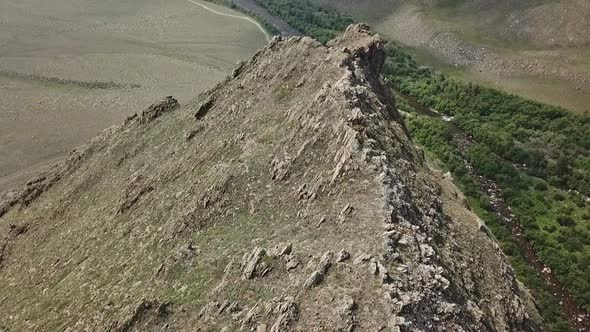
[394,47,590,315]
[310,0,402,23]
[384,43,590,198]
[254,0,354,43]
[373,12,589,330]
[230,0,588,327]
[406,115,576,331]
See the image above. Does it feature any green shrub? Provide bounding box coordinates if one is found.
[556,215,576,228]
[544,224,557,233]
[534,182,548,191]
[553,193,566,201]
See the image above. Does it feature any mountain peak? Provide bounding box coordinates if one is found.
[0,25,542,331]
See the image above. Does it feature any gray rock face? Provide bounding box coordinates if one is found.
[194,97,215,121]
[140,96,179,123]
[303,270,324,289]
[242,247,266,279]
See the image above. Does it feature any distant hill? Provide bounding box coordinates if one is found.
[313,0,590,114]
[319,0,590,47]
[422,0,590,48]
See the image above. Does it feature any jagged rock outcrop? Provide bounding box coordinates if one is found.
[0,24,542,331]
[140,96,179,123]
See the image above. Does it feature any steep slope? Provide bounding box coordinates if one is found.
[0,24,542,331]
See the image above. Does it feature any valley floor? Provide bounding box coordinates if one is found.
[0,0,267,192]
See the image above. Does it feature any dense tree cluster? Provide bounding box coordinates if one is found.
[383,44,590,196]
[255,0,353,43]
[405,115,575,331]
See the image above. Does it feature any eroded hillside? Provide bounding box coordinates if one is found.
[0,24,542,331]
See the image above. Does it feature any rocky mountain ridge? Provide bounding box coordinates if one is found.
[0,24,542,331]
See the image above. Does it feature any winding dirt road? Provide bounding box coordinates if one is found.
[184,0,271,42]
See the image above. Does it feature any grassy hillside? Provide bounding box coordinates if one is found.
[315,0,590,48]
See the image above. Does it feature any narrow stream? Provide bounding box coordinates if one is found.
[397,90,590,331]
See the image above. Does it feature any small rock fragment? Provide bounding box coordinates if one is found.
[317,216,326,227]
[338,203,354,222]
[273,243,292,257]
[337,295,357,330]
[242,247,266,279]
[241,302,261,327]
[336,250,350,262]
[304,271,324,288]
[194,97,215,120]
[353,254,372,265]
[317,251,333,273]
[185,129,199,141]
[368,261,379,275]
[285,256,300,271]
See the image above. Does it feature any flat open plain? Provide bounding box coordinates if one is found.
[0,0,266,192]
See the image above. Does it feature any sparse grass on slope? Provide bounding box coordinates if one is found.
[0,26,543,330]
